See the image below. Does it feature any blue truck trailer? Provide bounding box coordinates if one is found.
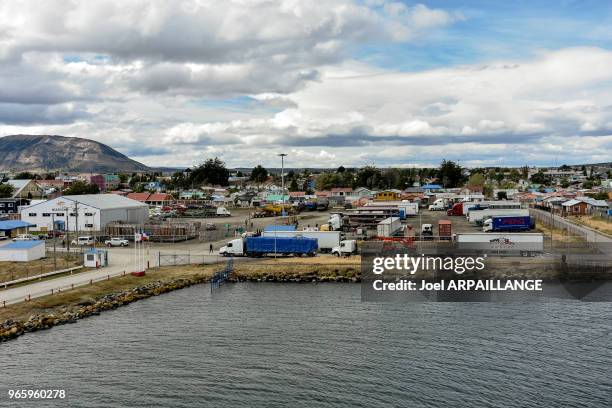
[219,236,318,257]
[483,216,534,232]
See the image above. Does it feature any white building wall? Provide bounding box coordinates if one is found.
[20,197,148,232]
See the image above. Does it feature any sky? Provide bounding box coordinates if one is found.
[1,0,612,169]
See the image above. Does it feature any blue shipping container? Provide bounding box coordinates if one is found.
[246,236,318,255]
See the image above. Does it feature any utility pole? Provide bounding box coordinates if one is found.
[278,153,287,215]
[52,213,57,270]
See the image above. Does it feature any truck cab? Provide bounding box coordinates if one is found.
[421,224,433,240]
[331,240,357,257]
[219,238,245,256]
[428,199,446,211]
[216,207,231,217]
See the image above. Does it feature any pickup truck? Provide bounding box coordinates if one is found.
[105,237,129,247]
[13,234,39,241]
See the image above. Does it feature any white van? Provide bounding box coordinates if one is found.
[71,236,95,246]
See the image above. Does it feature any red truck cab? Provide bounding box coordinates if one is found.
[447,203,463,216]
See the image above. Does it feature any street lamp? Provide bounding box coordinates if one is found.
[278,153,287,203]
[277,153,287,256]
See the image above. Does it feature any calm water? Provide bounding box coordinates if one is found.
[1,283,611,407]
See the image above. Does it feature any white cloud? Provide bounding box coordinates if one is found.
[0,1,610,168]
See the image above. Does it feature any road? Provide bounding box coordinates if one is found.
[0,242,224,307]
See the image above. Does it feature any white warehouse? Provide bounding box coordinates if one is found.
[20,194,149,233]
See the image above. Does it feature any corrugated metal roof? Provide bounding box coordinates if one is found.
[0,240,44,249]
[264,225,297,232]
[0,220,35,231]
[27,194,148,211]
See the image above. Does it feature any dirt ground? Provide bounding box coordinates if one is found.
[567,216,612,236]
[0,255,82,284]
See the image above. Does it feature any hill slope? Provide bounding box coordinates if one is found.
[0,135,151,173]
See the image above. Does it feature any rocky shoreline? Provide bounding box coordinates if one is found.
[0,276,209,343]
[0,268,360,343]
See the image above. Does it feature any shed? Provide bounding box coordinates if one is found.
[0,220,35,239]
[0,240,45,262]
[84,248,109,268]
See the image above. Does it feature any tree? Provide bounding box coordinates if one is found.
[190,157,230,186]
[14,171,39,180]
[530,170,551,185]
[289,178,299,192]
[64,181,100,195]
[467,172,486,187]
[438,160,464,188]
[337,166,346,173]
[0,184,14,198]
[250,165,268,184]
[497,191,508,200]
[352,166,383,189]
[521,166,529,180]
[508,169,521,182]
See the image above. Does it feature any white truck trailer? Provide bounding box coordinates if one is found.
[365,201,418,216]
[262,230,342,253]
[377,217,402,237]
[468,208,530,224]
[455,233,544,252]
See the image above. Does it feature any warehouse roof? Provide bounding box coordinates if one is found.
[0,220,35,231]
[0,240,44,250]
[24,194,148,211]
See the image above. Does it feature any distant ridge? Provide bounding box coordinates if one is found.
[0,134,151,173]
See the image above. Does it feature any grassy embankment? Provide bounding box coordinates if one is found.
[0,257,360,323]
[566,216,612,237]
[535,223,584,242]
[0,256,82,284]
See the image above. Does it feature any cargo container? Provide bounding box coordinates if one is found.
[438,220,452,240]
[483,216,534,232]
[262,229,341,252]
[219,236,318,257]
[455,233,544,253]
[377,217,402,237]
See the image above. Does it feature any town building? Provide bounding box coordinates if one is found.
[20,194,149,233]
[374,190,401,201]
[7,179,44,199]
[0,240,46,262]
[0,198,27,215]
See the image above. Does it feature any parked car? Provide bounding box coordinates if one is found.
[205,223,217,231]
[104,237,129,247]
[13,234,38,241]
[47,230,65,238]
[71,236,95,246]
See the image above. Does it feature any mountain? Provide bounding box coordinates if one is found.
[0,134,151,173]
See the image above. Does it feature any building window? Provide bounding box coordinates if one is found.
[42,213,51,217]
[69,213,77,217]
[7,203,13,208]
[55,213,64,216]
[28,213,37,217]
[85,212,94,216]
[85,223,94,228]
